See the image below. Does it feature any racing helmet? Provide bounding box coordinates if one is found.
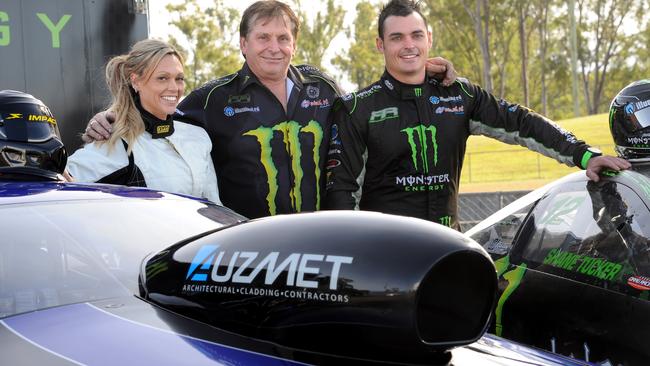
[0,90,67,180]
[609,80,650,159]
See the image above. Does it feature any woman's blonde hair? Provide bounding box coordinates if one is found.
[103,39,184,152]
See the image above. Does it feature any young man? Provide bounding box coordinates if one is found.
[324,0,630,230]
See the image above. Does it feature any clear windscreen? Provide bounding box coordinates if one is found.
[0,198,243,318]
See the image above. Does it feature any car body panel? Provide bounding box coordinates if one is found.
[0,182,200,205]
[0,297,590,366]
[468,164,650,365]
[1,299,307,366]
[0,181,591,365]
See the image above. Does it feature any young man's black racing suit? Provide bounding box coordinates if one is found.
[176,63,341,219]
[324,71,599,230]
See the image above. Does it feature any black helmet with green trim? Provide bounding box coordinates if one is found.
[610,80,650,160]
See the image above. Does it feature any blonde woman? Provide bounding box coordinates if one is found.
[67,39,221,204]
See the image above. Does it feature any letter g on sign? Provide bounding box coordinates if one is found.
[0,12,9,46]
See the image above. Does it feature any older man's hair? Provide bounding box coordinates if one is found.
[240,0,301,40]
[378,0,428,39]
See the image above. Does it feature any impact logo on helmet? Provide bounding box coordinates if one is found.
[185,244,354,290]
[5,113,22,120]
[28,114,57,125]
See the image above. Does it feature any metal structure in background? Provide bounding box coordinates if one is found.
[459,190,530,232]
[0,0,148,152]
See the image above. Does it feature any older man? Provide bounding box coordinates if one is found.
[84,0,456,218]
[324,0,630,230]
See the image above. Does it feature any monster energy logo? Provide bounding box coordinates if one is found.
[244,120,323,215]
[369,107,399,123]
[439,216,451,227]
[401,125,438,173]
[414,88,422,97]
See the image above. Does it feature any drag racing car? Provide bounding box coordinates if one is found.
[0,181,590,365]
[467,163,650,365]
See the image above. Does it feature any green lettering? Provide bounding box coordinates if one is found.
[587,258,601,275]
[543,249,558,265]
[594,261,611,280]
[36,13,71,48]
[0,12,8,46]
[564,253,579,270]
[558,252,570,268]
[604,263,622,281]
[598,262,613,280]
[552,251,567,267]
[592,260,605,278]
[577,256,592,273]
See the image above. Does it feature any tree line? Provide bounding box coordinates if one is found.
[165,0,649,120]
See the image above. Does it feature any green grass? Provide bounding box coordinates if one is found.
[460,113,615,192]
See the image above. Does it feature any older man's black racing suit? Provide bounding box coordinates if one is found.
[177,63,341,219]
[324,71,599,230]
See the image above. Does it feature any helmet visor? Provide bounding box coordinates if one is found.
[0,109,58,143]
[627,104,650,132]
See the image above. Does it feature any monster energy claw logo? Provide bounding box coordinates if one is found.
[401,125,438,173]
[439,216,451,227]
[414,88,422,97]
[244,121,323,215]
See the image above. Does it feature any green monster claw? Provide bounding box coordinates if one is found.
[401,125,438,173]
[244,127,278,215]
[244,120,323,214]
[494,259,527,337]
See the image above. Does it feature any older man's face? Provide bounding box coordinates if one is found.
[240,15,296,82]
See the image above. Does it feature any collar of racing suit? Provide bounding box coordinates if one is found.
[237,62,315,94]
[133,88,175,139]
[380,70,440,100]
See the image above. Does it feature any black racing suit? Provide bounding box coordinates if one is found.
[177,62,342,219]
[324,71,598,230]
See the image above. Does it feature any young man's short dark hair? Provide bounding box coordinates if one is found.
[378,0,428,38]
